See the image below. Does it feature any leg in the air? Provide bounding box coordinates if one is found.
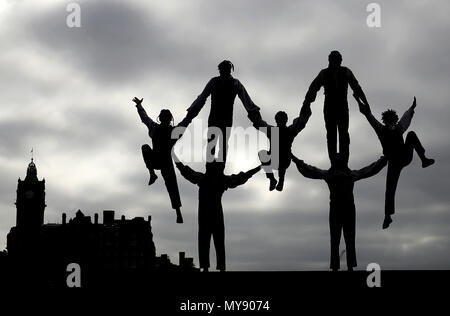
[383,161,402,229]
[276,167,287,191]
[161,163,183,223]
[259,150,277,191]
[405,131,435,168]
[141,144,158,185]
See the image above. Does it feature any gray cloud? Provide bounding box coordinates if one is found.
[1,0,449,270]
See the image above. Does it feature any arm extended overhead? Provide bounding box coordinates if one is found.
[133,97,158,136]
[398,96,417,133]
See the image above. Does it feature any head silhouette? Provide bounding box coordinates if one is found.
[205,160,225,177]
[331,153,349,170]
[328,50,342,68]
[381,109,399,127]
[158,109,173,126]
[218,60,234,77]
[275,111,288,127]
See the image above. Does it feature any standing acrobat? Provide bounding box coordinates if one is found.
[250,106,311,191]
[187,60,261,162]
[301,50,369,164]
[175,158,261,272]
[133,97,198,224]
[292,154,387,271]
[355,96,435,229]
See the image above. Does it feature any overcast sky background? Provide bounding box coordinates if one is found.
[1,0,449,270]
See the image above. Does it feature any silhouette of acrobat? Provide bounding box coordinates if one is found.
[355,96,435,229]
[292,153,387,271]
[301,51,369,164]
[133,97,197,224]
[187,60,261,162]
[175,157,261,272]
[249,107,311,191]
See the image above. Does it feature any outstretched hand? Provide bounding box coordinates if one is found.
[353,93,370,115]
[291,153,300,163]
[412,96,417,109]
[133,97,143,106]
[247,110,262,124]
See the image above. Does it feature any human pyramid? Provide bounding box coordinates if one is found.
[132,51,434,272]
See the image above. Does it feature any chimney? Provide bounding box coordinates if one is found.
[62,213,67,225]
[94,213,99,224]
[121,215,125,221]
[103,210,115,225]
[147,215,152,226]
[179,252,185,266]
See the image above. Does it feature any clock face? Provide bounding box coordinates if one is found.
[25,190,35,199]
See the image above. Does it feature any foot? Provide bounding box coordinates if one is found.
[175,208,183,224]
[382,215,393,229]
[422,158,435,168]
[269,178,277,191]
[201,268,209,273]
[276,181,284,191]
[148,173,158,185]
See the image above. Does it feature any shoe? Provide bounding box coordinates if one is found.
[422,158,435,168]
[382,216,393,229]
[276,181,284,191]
[269,178,277,191]
[148,173,158,185]
[175,208,183,224]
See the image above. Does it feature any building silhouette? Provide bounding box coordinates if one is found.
[4,159,197,288]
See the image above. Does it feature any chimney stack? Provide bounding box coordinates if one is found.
[179,252,185,266]
[62,213,66,225]
[103,210,115,225]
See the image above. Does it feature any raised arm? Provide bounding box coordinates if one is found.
[291,154,327,180]
[398,97,416,133]
[347,68,369,106]
[236,80,260,114]
[186,78,214,115]
[352,156,387,181]
[353,94,383,137]
[174,155,203,185]
[133,97,158,136]
[226,165,262,189]
[289,105,312,136]
[248,110,272,137]
[303,70,325,106]
[175,107,198,129]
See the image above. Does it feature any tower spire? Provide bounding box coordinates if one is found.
[25,151,38,181]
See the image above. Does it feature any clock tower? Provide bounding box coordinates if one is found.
[16,158,46,229]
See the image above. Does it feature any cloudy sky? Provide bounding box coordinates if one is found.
[1,0,449,270]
